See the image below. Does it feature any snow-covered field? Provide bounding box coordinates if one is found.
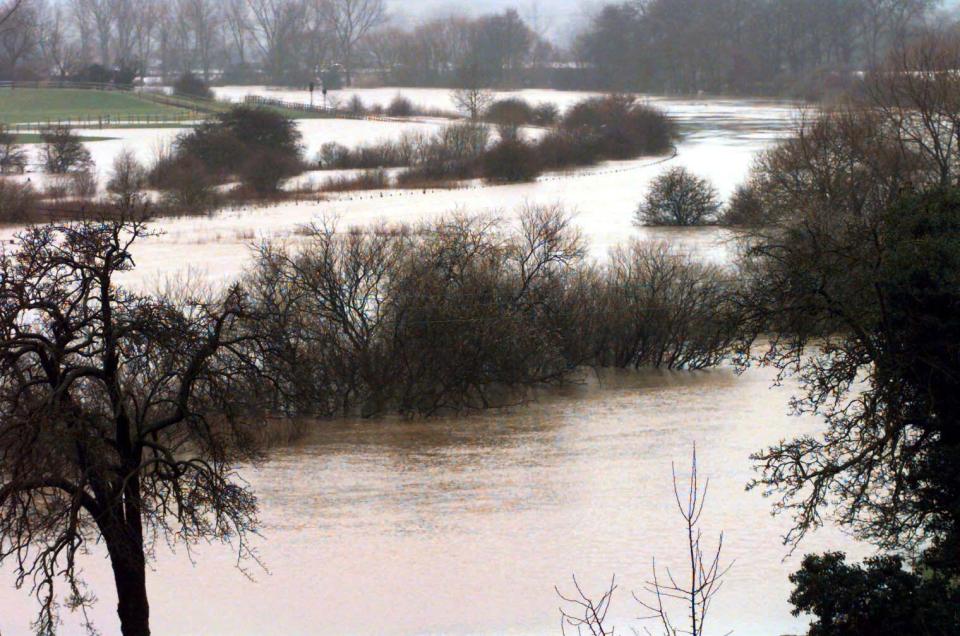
[3,89,801,289]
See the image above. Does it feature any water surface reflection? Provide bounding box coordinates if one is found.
[0,367,865,636]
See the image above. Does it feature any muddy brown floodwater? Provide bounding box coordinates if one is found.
[0,367,866,635]
[0,94,853,635]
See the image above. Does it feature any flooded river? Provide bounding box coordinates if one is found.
[0,93,858,636]
[0,368,865,636]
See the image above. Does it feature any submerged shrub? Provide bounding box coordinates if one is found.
[70,169,98,199]
[562,95,675,159]
[154,106,303,196]
[107,149,147,208]
[532,102,560,126]
[321,169,389,192]
[636,167,721,226]
[0,126,27,174]
[536,129,599,169]
[589,241,738,370]
[347,94,366,115]
[318,142,351,169]
[0,179,37,222]
[173,72,213,100]
[480,138,541,183]
[155,155,217,212]
[41,125,93,174]
[485,98,535,127]
[244,205,739,418]
[387,94,414,117]
[720,183,766,227]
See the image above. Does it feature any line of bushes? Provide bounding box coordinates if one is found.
[243,205,738,418]
[335,93,458,119]
[318,95,676,187]
[148,105,305,209]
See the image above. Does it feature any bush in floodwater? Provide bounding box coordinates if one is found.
[41,125,93,174]
[485,98,536,127]
[0,178,38,222]
[244,205,586,417]
[243,205,740,418]
[532,102,560,126]
[153,155,218,212]
[387,94,414,117]
[562,95,675,159]
[107,149,148,208]
[320,169,389,192]
[587,241,739,370]
[636,167,721,226]
[318,142,351,169]
[480,138,542,183]
[720,183,766,227]
[173,72,214,100]
[157,106,303,196]
[0,126,27,174]
[535,129,600,170]
[347,94,366,115]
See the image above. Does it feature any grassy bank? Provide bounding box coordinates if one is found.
[0,88,189,123]
[0,87,365,126]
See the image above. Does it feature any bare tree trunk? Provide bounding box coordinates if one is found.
[101,484,150,636]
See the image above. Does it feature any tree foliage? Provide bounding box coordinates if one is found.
[789,552,960,636]
[637,167,720,226]
[0,221,270,635]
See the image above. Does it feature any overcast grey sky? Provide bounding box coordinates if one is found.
[386,0,595,43]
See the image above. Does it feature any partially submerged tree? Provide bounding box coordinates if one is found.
[173,71,213,99]
[0,124,27,174]
[739,178,960,568]
[41,125,93,174]
[106,149,147,208]
[636,167,720,226]
[159,105,303,195]
[0,221,271,635]
[452,63,495,120]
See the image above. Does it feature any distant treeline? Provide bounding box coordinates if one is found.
[572,0,938,97]
[1,0,945,97]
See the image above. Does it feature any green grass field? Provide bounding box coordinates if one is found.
[0,88,190,124]
[0,88,334,126]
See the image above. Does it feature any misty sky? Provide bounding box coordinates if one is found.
[387,0,592,42]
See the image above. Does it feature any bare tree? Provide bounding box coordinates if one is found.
[859,0,934,68]
[322,0,385,85]
[0,221,271,636]
[636,446,732,636]
[862,31,960,188]
[111,0,138,66]
[132,0,160,82]
[451,62,494,120]
[557,576,618,636]
[38,3,82,79]
[223,0,250,67]
[178,0,223,80]
[0,0,38,79]
[556,447,731,636]
[247,0,306,82]
[76,0,112,65]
